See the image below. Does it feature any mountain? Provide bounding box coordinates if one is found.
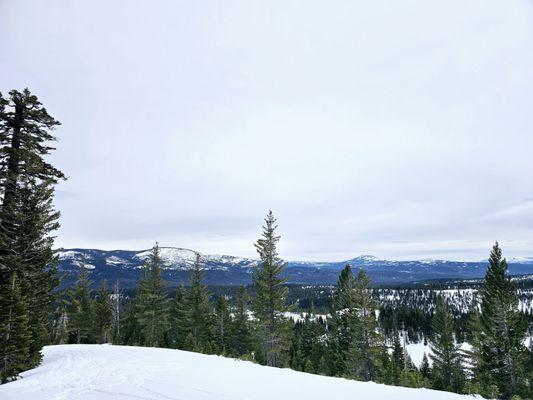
[55,247,533,288]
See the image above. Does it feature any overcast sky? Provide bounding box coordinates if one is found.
[1,1,533,261]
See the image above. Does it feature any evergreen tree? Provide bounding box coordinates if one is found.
[472,242,527,399]
[185,254,212,352]
[68,263,94,344]
[429,295,464,392]
[328,264,356,376]
[135,243,169,347]
[168,284,188,349]
[51,298,69,345]
[0,273,30,383]
[420,353,431,380]
[214,296,232,354]
[251,211,288,367]
[0,89,65,373]
[93,280,111,343]
[232,286,251,357]
[349,269,383,381]
[110,280,122,344]
[391,331,405,385]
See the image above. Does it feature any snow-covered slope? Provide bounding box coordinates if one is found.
[1,345,479,400]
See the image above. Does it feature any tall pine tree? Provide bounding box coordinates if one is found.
[184,254,212,352]
[349,269,383,381]
[0,89,65,378]
[251,211,288,367]
[429,295,464,392]
[68,262,94,344]
[135,243,169,347]
[232,285,251,357]
[471,242,527,399]
[93,280,112,343]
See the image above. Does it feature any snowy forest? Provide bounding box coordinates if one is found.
[0,89,532,399]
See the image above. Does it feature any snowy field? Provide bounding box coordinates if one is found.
[0,345,480,400]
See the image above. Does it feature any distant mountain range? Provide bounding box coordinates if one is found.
[55,247,533,288]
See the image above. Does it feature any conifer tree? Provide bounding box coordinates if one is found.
[0,89,65,373]
[93,280,112,343]
[185,254,212,351]
[135,243,169,347]
[251,211,288,367]
[420,353,431,380]
[110,280,122,344]
[168,284,188,349]
[349,269,382,381]
[68,263,94,344]
[471,242,527,399]
[232,286,251,357]
[0,273,30,383]
[214,296,232,355]
[391,331,405,385]
[328,264,356,376]
[429,295,464,392]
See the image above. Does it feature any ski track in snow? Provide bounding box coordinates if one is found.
[0,344,482,400]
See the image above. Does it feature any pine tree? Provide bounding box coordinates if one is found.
[391,331,405,385]
[0,89,65,373]
[0,273,30,383]
[93,280,112,343]
[232,286,251,357]
[51,298,69,345]
[328,265,355,376]
[349,269,382,381]
[420,353,431,380]
[472,242,527,399]
[110,280,122,344]
[68,262,94,344]
[135,243,169,347]
[168,284,188,349]
[214,296,232,355]
[185,254,212,352]
[251,211,288,367]
[429,295,464,392]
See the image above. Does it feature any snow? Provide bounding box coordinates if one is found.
[0,345,480,400]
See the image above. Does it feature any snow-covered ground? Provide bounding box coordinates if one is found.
[0,345,480,400]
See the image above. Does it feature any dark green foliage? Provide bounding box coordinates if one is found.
[214,296,231,354]
[168,284,188,349]
[471,242,528,399]
[232,286,251,357]
[349,269,383,381]
[0,274,30,383]
[0,89,64,379]
[429,295,465,392]
[390,331,405,385]
[68,263,94,344]
[184,254,212,351]
[420,353,431,380]
[251,211,288,367]
[328,264,356,376]
[135,244,169,347]
[328,266,383,380]
[93,281,112,343]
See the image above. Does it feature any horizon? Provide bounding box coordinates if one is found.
[56,244,533,264]
[2,1,533,261]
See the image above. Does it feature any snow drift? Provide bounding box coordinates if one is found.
[0,344,481,400]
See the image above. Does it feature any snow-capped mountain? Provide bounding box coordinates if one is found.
[55,247,533,288]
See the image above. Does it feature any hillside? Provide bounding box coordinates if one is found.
[56,247,533,287]
[0,345,481,400]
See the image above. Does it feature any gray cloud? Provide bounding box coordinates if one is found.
[1,0,533,260]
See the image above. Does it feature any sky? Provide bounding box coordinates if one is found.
[1,1,533,261]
